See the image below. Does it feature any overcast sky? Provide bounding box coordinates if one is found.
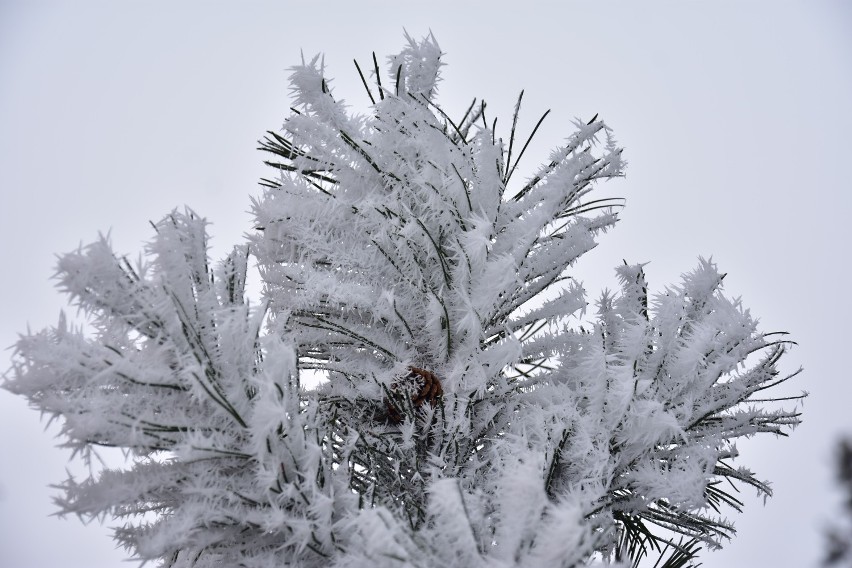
[1,2,850,567]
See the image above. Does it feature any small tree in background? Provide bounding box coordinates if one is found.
[825,438,852,566]
[4,34,803,568]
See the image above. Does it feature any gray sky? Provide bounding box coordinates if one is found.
[1,2,850,566]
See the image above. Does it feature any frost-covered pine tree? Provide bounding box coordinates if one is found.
[5,34,803,568]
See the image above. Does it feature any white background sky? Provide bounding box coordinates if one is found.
[1,2,850,566]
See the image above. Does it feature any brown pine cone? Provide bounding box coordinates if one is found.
[384,366,443,424]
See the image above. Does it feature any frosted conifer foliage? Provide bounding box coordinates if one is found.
[5,35,803,568]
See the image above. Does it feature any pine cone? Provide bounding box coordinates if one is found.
[384,366,443,424]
